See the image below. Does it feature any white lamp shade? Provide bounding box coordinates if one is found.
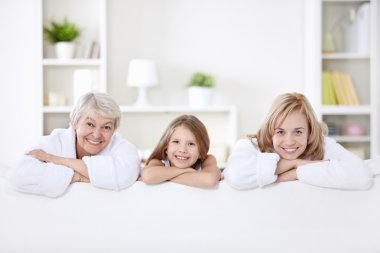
[126,59,159,87]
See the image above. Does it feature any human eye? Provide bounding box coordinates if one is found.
[86,122,94,128]
[103,125,113,132]
[188,142,196,147]
[295,129,304,136]
[275,129,284,136]
[171,140,180,144]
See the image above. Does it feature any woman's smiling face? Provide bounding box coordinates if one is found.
[272,110,309,160]
[166,125,200,169]
[74,112,115,159]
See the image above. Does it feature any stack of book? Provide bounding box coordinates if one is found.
[321,71,360,105]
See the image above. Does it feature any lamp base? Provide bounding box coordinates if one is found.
[134,87,150,107]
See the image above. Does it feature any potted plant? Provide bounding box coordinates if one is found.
[187,72,215,107]
[43,18,80,59]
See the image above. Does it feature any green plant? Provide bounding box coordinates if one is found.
[43,18,80,43]
[187,72,215,88]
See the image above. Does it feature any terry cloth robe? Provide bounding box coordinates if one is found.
[8,128,140,197]
[223,137,373,190]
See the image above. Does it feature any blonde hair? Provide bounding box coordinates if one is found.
[248,92,326,160]
[146,115,210,166]
[70,92,121,129]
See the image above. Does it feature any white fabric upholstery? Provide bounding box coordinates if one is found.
[1,174,379,253]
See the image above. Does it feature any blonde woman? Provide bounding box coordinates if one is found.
[141,115,221,188]
[9,92,140,197]
[224,92,373,190]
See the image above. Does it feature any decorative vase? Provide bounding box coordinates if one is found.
[55,42,75,59]
[188,86,213,107]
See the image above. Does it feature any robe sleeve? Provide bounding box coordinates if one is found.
[224,138,279,190]
[297,137,373,190]
[83,136,140,191]
[8,129,75,198]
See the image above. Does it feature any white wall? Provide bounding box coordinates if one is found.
[0,0,304,166]
[0,0,40,166]
[108,0,305,137]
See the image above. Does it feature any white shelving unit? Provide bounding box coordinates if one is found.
[39,0,107,135]
[43,104,238,167]
[304,0,378,159]
[37,0,238,166]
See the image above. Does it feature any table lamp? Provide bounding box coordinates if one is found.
[126,59,159,106]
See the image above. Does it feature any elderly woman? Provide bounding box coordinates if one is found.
[8,92,140,197]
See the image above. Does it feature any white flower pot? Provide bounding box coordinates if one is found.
[188,87,213,107]
[55,42,75,59]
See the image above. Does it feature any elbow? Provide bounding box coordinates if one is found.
[224,170,251,190]
[352,176,373,190]
[7,167,27,189]
[201,173,221,188]
[140,169,157,185]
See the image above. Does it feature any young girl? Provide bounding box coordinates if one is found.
[141,114,221,188]
[224,92,373,190]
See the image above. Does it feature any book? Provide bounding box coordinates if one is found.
[89,40,100,59]
[341,73,359,105]
[331,72,348,104]
[322,71,337,105]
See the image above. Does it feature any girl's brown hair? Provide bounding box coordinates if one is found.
[248,92,326,160]
[146,115,210,165]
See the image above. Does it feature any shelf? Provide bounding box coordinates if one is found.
[305,0,377,159]
[43,106,71,113]
[322,53,370,60]
[321,105,371,115]
[119,105,237,113]
[323,0,369,2]
[43,105,237,114]
[42,59,102,66]
[329,135,371,142]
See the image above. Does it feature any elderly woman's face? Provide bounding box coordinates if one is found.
[74,112,115,159]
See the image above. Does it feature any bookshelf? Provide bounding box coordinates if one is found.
[304,0,378,159]
[39,0,107,135]
[42,105,238,168]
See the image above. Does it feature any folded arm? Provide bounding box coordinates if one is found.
[296,137,373,190]
[141,159,196,184]
[169,155,221,188]
[27,149,89,180]
[224,139,279,190]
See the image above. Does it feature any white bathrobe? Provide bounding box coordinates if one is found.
[223,137,374,190]
[8,128,140,197]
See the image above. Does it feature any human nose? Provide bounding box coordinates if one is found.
[284,133,296,145]
[179,143,187,153]
[92,127,101,138]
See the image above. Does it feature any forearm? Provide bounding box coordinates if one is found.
[170,171,220,188]
[276,159,313,175]
[27,149,89,178]
[141,166,191,184]
[276,169,298,183]
[53,156,89,178]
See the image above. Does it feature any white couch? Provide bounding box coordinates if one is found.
[1,163,379,253]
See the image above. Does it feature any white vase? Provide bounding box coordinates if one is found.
[55,42,75,59]
[188,87,213,107]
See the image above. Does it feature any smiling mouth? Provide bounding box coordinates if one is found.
[175,155,189,160]
[87,139,102,145]
[282,147,298,153]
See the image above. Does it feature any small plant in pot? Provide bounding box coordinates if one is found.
[187,72,215,107]
[43,17,80,59]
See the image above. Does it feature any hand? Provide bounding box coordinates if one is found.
[26,149,53,163]
[276,169,298,183]
[71,172,90,184]
[276,159,297,175]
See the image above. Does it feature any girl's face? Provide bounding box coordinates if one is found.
[74,112,115,159]
[272,110,309,160]
[166,125,200,169]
